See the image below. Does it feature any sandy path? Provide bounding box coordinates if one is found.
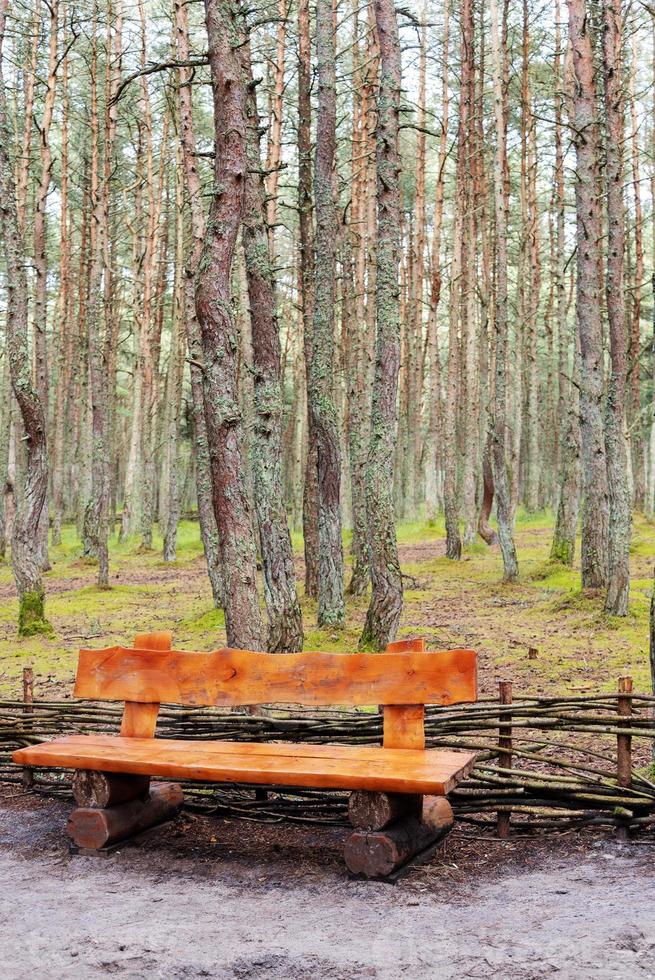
[1,803,654,979]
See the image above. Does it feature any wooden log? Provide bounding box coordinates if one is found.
[72,769,150,808]
[348,791,422,830]
[67,782,183,850]
[422,795,454,832]
[344,814,449,879]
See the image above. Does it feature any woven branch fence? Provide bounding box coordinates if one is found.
[1,680,654,834]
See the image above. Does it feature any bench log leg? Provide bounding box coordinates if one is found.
[344,796,454,879]
[348,791,422,830]
[72,770,151,809]
[67,782,183,850]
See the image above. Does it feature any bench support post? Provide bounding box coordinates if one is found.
[344,795,454,878]
[344,797,454,879]
[72,770,151,809]
[68,782,183,851]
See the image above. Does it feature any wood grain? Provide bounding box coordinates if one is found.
[13,735,477,795]
[120,700,160,738]
[118,632,171,737]
[73,646,477,708]
[133,632,173,651]
[385,638,426,653]
[383,705,425,749]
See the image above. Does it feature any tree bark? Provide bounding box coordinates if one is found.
[0,0,51,634]
[359,0,403,649]
[567,0,609,589]
[551,7,581,565]
[308,0,345,627]
[240,34,303,652]
[602,0,630,615]
[195,0,262,649]
[489,0,518,580]
[296,0,319,601]
[424,0,450,522]
[162,152,186,563]
[174,0,223,608]
[32,0,59,570]
[82,5,111,589]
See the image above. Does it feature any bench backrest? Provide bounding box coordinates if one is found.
[75,633,477,749]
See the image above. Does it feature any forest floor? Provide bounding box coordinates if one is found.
[0,510,653,699]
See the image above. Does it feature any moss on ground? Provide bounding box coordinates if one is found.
[0,514,653,699]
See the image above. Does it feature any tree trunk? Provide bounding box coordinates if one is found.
[297,0,319,600]
[162,154,186,563]
[174,0,223,608]
[359,0,403,650]
[83,5,111,589]
[602,0,630,615]
[489,0,518,580]
[628,32,644,510]
[308,0,345,627]
[424,0,450,521]
[0,0,51,634]
[345,0,370,597]
[51,12,71,547]
[32,0,59,570]
[567,0,609,590]
[195,0,262,649]
[444,210,463,560]
[240,34,303,652]
[551,4,581,564]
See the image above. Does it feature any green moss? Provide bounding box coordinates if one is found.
[18,590,53,638]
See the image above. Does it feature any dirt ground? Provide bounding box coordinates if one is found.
[1,789,654,979]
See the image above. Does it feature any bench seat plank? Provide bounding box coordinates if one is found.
[13,736,476,795]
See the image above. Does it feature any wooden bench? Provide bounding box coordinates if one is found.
[13,632,477,877]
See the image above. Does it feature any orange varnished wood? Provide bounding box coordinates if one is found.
[74,646,477,708]
[385,638,426,653]
[118,633,171,737]
[383,705,426,749]
[134,632,173,651]
[13,736,477,795]
[120,700,160,738]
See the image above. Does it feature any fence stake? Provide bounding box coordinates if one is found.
[21,667,34,788]
[616,676,633,789]
[497,680,513,838]
[22,667,34,712]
